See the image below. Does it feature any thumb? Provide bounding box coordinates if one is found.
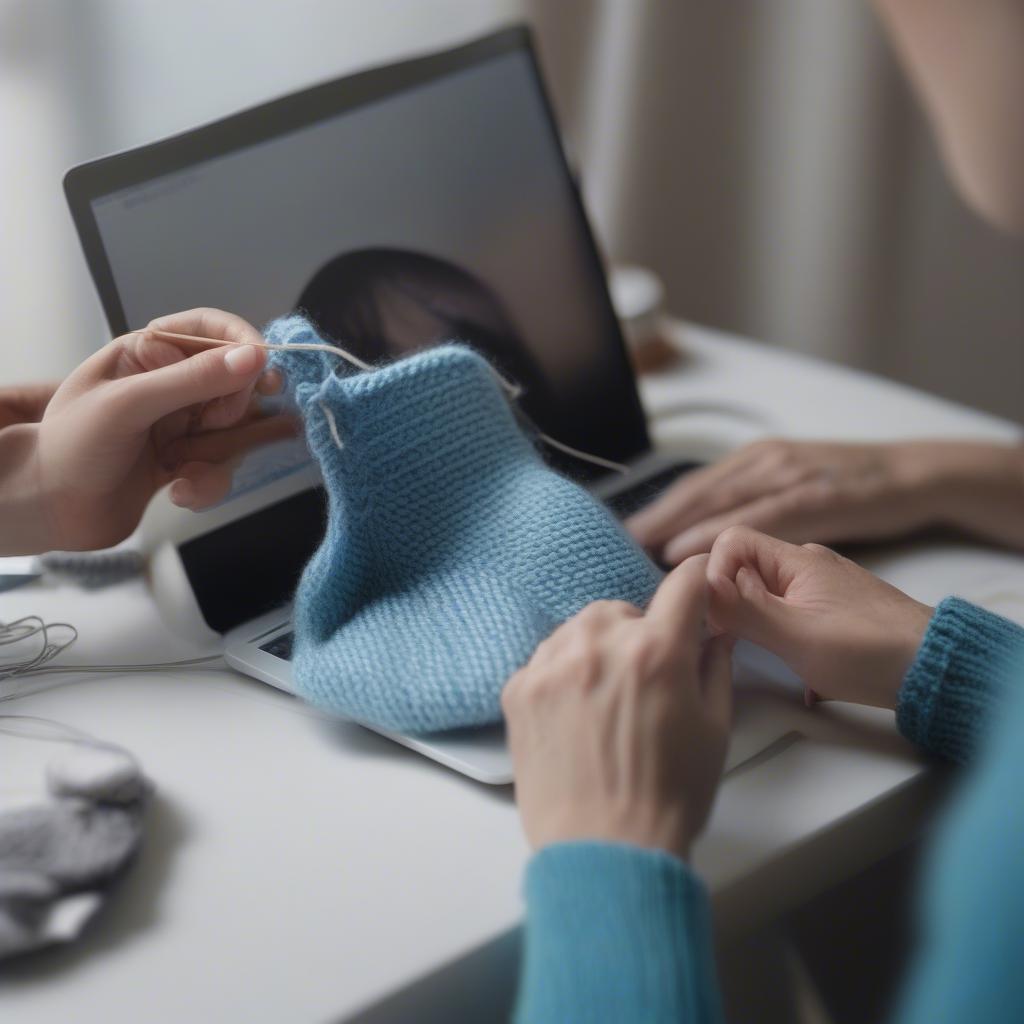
[110,344,266,430]
[708,562,801,665]
[701,633,734,731]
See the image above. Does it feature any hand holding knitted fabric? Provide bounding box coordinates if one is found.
[707,526,933,709]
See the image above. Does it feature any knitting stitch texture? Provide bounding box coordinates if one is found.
[896,596,1024,764]
[265,316,662,733]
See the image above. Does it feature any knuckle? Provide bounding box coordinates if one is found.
[562,639,603,689]
[801,541,840,562]
[760,438,801,471]
[753,437,786,458]
[516,667,553,704]
[717,523,756,549]
[715,486,745,509]
[500,678,521,716]
[624,630,670,676]
[579,599,630,622]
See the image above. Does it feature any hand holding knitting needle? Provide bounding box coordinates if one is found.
[0,307,297,555]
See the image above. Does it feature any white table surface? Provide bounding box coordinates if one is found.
[4,320,1023,1022]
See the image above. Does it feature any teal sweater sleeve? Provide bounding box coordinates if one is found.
[515,842,723,1024]
[894,661,1024,1023]
[515,599,1024,1024]
[896,597,1024,764]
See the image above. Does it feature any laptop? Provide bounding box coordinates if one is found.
[64,26,789,783]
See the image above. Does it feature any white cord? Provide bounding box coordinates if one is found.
[0,615,222,703]
[13,655,222,678]
[533,434,630,475]
[319,401,345,450]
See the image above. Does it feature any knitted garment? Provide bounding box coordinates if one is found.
[517,842,724,1024]
[896,596,1024,764]
[265,316,662,733]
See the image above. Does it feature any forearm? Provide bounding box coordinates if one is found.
[897,597,1024,763]
[871,0,1024,233]
[515,842,724,1024]
[0,424,56,555]
[899,441,1024,551]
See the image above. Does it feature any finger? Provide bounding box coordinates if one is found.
[256,368,284,396]
[163,413,299,467]
[168,462,236,510]
[626,448,764,547]
[706,564,792,655]
[0,382,60,427]
[645,553,710,651]
[68,332,190,393]
[575,599,644,623]
[705,526,806,599]
[197,385,260,430]
[701,633,734,731]
[146,307,264,347]
[123,308,266,425]
[661,483,830,564]
[108,343,267,431]
[706,531,811,656]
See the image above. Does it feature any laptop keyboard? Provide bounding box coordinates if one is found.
[259,631,294,661]
[254,460,697,662]
[604,461,699,520]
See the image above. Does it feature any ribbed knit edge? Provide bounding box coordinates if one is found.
[515,842,723,1024]
[896,597,1024,765]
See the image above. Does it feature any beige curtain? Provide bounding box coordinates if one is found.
[529,0,1024,422]
[5,0,1023,421]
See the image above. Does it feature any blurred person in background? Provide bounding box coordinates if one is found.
[298,247,550,401]
[509,2,1024,1021]
[629,0,1024,566]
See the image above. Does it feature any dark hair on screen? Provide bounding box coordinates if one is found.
[296,247,547,400]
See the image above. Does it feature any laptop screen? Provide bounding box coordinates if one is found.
[67,30,651,633]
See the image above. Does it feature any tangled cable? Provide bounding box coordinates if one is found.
[0,615,221,703]
[0,616,79,681]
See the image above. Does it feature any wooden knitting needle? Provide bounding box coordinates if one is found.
[139,327,377,372]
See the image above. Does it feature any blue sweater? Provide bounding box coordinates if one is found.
[516,597,1024,1022]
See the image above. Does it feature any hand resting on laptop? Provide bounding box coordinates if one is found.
[628,438,1024,565]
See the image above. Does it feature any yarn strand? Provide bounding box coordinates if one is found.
[130,328,629,474]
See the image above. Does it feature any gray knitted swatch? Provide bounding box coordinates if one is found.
[0,744,149,959]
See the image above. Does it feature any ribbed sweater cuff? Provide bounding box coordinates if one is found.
[515,842,722,1024]
[896,597,1024,765]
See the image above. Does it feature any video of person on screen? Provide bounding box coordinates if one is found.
[295,246,550,409]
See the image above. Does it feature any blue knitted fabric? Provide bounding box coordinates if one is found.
[517,843,724,1024]
[264,316,662,733]
[896,597,1024,764]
